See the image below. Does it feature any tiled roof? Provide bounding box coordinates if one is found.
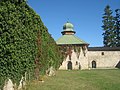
[56,35,88,45]
[88,47,120,51]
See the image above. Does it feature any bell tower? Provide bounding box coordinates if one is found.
[56,22,89,70]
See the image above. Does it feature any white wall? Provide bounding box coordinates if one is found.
[59,48,120,70]
[59,48,88,70]
[88,51,120,68]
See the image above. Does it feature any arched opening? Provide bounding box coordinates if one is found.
[92,61,96,68]
[67,61,72,70]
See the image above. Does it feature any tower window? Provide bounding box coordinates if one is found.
[76,61,78,65]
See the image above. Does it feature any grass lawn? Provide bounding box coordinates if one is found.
[27,69,120,90]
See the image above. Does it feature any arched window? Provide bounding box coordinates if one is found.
[92,61,96,68]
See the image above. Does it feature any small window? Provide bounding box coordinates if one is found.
[67,61,72,70]
[101,52,104,55]
[76,61,78,65]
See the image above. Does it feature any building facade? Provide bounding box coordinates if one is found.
[56,22,120,70]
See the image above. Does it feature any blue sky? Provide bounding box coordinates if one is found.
[28,0,120,47]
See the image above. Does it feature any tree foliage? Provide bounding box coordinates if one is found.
[114,9,120,47]
[0,0,62,88]
[102,5,120,47]
[102,5,115,47]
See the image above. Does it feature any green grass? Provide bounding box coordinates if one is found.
[27,69,120,90]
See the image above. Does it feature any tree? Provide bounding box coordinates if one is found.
[102,5,115,47]
[114,9,120,47]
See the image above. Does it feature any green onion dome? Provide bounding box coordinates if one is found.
[63,22,74,31]
[61,22,76,35]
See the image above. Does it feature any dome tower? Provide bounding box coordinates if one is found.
[61,22,76,35]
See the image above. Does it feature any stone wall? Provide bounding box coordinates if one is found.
[88,51,120,68]
[59,47,120,70]
[59,48,88,70]
[59,50,79,70]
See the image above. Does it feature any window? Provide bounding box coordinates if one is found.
[101,52,104,55]
[76,61,78,65]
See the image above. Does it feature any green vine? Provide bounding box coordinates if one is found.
[0,0,63,89]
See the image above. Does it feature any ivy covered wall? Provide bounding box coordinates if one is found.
[0,0,62,88]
